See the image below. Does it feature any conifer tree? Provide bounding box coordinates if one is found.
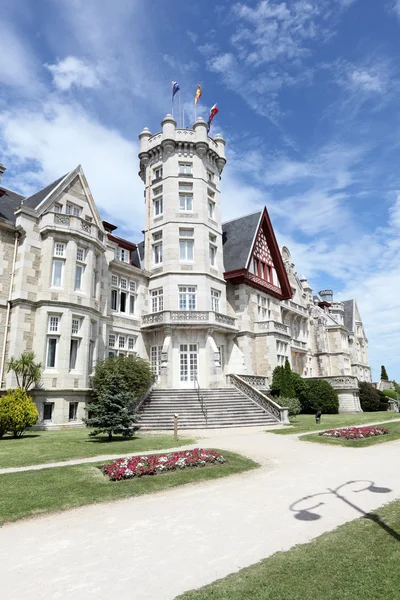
[84,372,139,440]
[380,365,389,381]
[281,358,295,398]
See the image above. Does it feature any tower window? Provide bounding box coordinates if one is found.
[179,193,193,211]
[153,166,163,180]
[179,228,194,261]
[179,162,192,175]
[179,286,196,310]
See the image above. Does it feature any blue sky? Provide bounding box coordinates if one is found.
[0,0,399,381]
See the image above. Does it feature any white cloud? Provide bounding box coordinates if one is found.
[393,0,400,19]
[0,22,41,92]
[0,99,143,238]
[45,56,102,91]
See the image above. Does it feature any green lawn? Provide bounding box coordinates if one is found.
[177,499,400,600]
[0,429,195,469]
[0,450,258,525]
[271,412,400,436]
[301,421,400,448]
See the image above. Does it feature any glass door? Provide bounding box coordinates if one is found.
[180,344,198,387]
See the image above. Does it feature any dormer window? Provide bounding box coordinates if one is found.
[115,247,130,263]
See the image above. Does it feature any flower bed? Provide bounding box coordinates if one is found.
[102,448,226,481]
[319,426,389,440]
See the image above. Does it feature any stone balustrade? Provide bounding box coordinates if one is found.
[227,374,289,423]
[141,310,237,330]
[40,212,105,244]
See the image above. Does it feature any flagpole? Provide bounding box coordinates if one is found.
[178,89,182,128]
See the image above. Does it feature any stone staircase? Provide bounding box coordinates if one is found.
[138,387,279,430]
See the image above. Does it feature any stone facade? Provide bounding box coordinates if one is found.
[0,119,371,426]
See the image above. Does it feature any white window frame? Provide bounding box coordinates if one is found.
[69,338,79,370]
[179,162,193,174]
[208,200,215,219]
[151,345,163,375]
[153,166,163,180]
[179,286,196,311]
[48,315,60,333]
[76,247,85,262]
[151,288,163,312]
[179,193,193,212]
[211,289,220,312]
[66,203,81,217]
[46,338,58,369]
[115,247,130,264]
[179,228,194,262]
[152,231,163,265]
[54,242,65,257]
[153,196,163,216]
[71,317,81,336]
[75,263,84,291]
[52,259,64,287]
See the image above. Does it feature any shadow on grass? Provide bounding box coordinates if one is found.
[83,436,141,444]
[0,434,42,441]
[290,480,400,543]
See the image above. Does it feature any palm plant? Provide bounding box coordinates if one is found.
[7,352,43,390]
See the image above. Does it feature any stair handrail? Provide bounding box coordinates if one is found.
[136,378,157,413]
[227,374,289,424]
[194,375,208,427]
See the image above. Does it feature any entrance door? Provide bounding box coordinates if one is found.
[180,344,198,387]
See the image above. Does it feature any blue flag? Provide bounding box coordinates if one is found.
[172,81,180,98]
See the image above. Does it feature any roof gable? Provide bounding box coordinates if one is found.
[0,187,26,222]
[23,173,69,209]
[222,211,261,272]
[223,206,292,300]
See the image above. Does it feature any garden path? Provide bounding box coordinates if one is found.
[1,425,400,599]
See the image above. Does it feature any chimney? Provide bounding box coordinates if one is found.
[0,164,5,185]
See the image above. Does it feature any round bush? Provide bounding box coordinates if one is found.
[0,388,38,438]
[383,389,399,400]
[278,397,301,417]
[302,379,339,414]
[359,382,388,412]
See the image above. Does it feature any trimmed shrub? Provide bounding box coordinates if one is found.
[281,358,296,398]
[383,389,398,400]
[291,372,310,412]
[90,354,153,404]
[278,397,301,417]
[359,382,386,412]
[0,388,39,438]
[271,366,284,397]
[302,379,339,414]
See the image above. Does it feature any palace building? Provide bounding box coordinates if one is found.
[0,115,371,427]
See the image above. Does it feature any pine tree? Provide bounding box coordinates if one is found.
[281,358,296,398]
[84,373,139,440]
[271,365,285,396]
[380,365,389,381]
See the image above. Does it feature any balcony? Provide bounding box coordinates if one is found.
[40,212,105,245]
[141,310,237,331]
[254,321,290,335]
[281,299,309,316]
[291,339,308,352]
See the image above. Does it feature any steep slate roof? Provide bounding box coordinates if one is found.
[342,299,355,332]
[222,211,261,272]
[0,187,26,222]
[23,173,69,209]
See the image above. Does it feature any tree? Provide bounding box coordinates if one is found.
[0,388,39,438]
[84,373,139,440]
[281,358,296,398]
[302,379,339,414]
[359,382,388,412]
[90,355,153,403]
[380,365,389,381]
[291,372,310,412]
[7,352,42,390]
[84,355,153,440]
[271,366,284,397]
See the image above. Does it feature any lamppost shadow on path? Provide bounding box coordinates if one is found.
[289,480,400,543]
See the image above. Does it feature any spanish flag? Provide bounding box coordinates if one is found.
[194,84,202,105]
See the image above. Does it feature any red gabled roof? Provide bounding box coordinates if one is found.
[224,206,292,300]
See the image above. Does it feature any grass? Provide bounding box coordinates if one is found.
[271,412,400,436]
[301,420,400,448]
[177,499,400,600]
[0,428,195,469]
[0,450,258,525]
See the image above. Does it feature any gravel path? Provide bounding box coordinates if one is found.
[1,425,400,599]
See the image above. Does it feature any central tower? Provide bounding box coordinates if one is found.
[138,115,238,388]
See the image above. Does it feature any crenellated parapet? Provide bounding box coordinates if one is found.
[138,115,226,181]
